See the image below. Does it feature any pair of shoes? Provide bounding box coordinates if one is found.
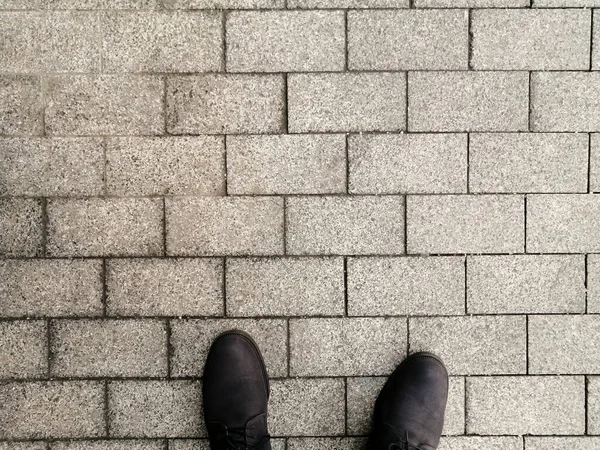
[203,331,448,450]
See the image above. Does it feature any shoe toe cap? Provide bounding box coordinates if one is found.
[203,330,270,426]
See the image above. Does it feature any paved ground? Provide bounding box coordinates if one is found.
[1,1,600,449]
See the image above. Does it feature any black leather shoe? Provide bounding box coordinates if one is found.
[368,352,449,450]
[203,330,271,450]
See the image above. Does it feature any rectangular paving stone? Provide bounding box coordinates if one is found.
[472,10,590,70]
[0,381,104,439]
[348,10,467,70]
[0,137,104,196]
[592,134,599,192]
[103,11,222,73]
[170,440,290,450]
[590,378,600,434]
[531,72,600,132]
[416,0,526,5]
[269,378,345,436]
[347,257,465,316]
[467,255,585,314]
[42,0,158,7]
[47,198,163,257]
[0,260,102,318]
[171,319,287,377]
[0,12,100,73]
[170,440,287,450]
[288,0,406,5]
[467,376,585,435]
[288,73,406,133]
[526,437,600,450]
[347,376,464,436]
[438,437,523,450]
[227,134,346,195]
[50,319,167,377]
[227,11,344,72]
[408,72,529,132]
[166,75,284,135]
[348,133,467,194]
[106,136,225,196]
[407,195,524,254]
[0,76,42,136]
[529,316,600,374]
[533,0,600,6]
[286,196,404,255]
[166,197,283,256]
[107,259,223,317]
[168,441,209,450]
[527,194,600,253]
[0,321,47,379]
[469,133,589,193]
[410,316,526,375]
[51,441,163,450]
[287,438,366,450]
[595,11,600,70]
[0,444,46,450]
[163,0,281,8]
[289,318,406,376]
[45,75,163,136]
[346,377,385,436]
[0,198,43,257]
[590,255,600,313]
[0,0,40,8]
[226,257,344,317]
[108,380,202,438]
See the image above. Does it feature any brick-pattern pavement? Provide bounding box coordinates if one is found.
[0,1,599,449]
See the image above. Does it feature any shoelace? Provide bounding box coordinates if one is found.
[221,426,271,450]
[387,431,423,450]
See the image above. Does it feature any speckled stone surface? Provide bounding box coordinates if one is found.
[170,319,288,377]
[0,1,597,444]
[226,257,344,316]
[0,321,47,378]
[269,378,345,436]
[0,259,103,317]
[108,380,203,438]
[0,76,42,136]
[227,134,346,195]
[409,315,527,375]
[106,136,225,196]
[347,256,465,315]
[227,11,345,72]
[0,198,43,257]
[46,198,164,257]
[409,72,529,132]
[107,258,223,317]
[348,133,467,194]
[0,138,104,196]
[286,196,405,255]
[0,381,105,439]
[288,73,406,133]
[166,197,284,256]
[467,376,585,435]
[472,9,590,70]
[469,133,589,193]
[407,194,524,254]
[531,72,600,132]
[467,255,585,314]
[289,317,406,376]
[50,319,168,377]
[348,10,468,70]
